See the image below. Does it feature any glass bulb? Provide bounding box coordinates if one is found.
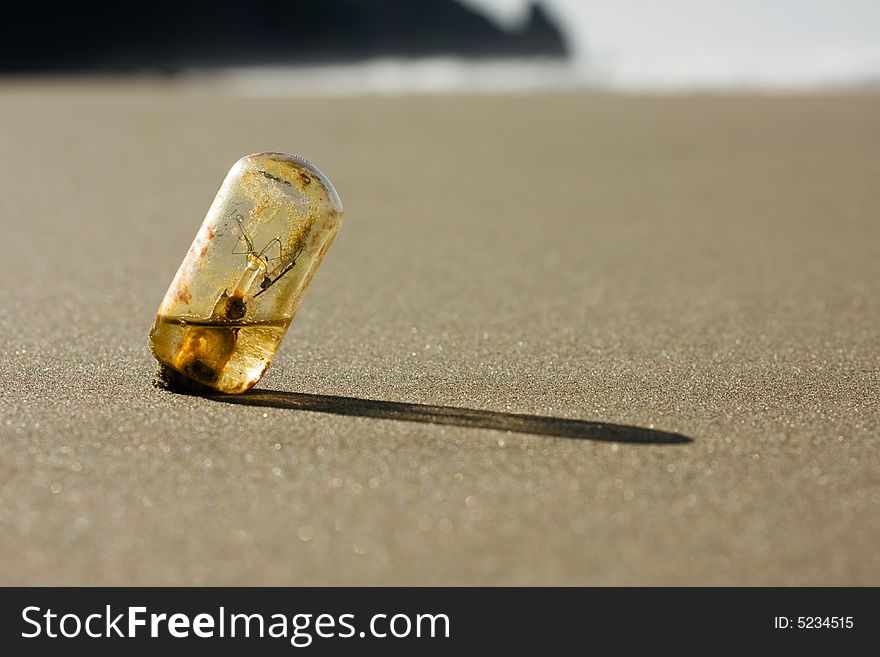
[149,152,344,393]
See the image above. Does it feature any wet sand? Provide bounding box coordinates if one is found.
[1,83,878,584]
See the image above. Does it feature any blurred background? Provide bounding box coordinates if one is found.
[3,0,879,92]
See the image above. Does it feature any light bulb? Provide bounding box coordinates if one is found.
[149,152,344,393]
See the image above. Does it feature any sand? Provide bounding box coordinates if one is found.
[0,83,878,585]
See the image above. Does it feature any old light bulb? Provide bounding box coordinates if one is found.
[149,152,344,394]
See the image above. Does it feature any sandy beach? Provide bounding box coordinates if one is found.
[0,83,878,585]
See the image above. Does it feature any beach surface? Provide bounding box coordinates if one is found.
[1,83,878,585]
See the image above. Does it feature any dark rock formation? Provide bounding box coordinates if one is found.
[0,1,569,73]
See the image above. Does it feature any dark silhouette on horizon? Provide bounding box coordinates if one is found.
[1,1,569,73]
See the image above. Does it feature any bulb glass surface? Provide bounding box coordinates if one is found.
[149,152,343,393]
